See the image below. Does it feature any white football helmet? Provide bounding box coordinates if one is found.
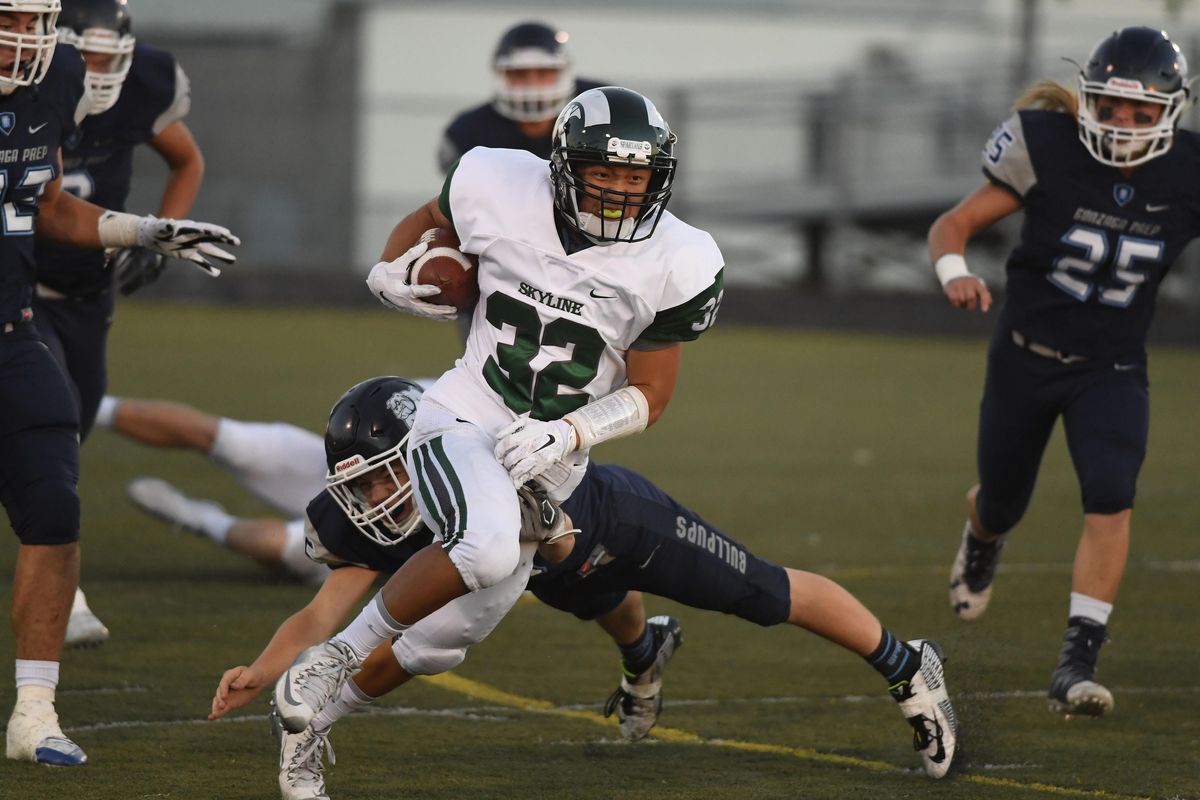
[57,0,135,114]
[0,0,61,93]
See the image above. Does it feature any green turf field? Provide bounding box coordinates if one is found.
[1,301,1197,799]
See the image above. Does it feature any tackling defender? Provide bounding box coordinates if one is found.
[190,377,956,798]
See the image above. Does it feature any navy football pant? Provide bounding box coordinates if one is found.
[976,330,1149,535]
[33,289,114,442]
[0,327,82,545]
[529,493,791,627]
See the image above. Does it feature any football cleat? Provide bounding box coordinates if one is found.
[890,640,958,779]
[272,700,334,800]
[274,640,360,735]
[64,588,110,649]
[1048,618,1113,717]
[948,523,1004,621]
[126,476,224,537]
[5,699,88,766]
[602,615,682,741]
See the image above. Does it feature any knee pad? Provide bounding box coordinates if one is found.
[12,479,80,545]
[448,533,521,591]
[393,637,467,676]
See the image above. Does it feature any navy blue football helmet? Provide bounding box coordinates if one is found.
[324,377,425,545]
[492,21,574,122]
[58,0,135,113]
[1077,26,1190,166]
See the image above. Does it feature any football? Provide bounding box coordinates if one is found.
[409,227,480,311]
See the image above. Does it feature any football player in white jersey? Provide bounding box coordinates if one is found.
[275,86,726,741]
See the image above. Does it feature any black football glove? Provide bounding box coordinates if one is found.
[111,247,168,296]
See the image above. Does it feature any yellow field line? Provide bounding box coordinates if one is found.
[420,672,1150,800]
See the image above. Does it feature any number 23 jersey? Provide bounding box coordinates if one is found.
[425,146,725,431]
[982,109,1200,360]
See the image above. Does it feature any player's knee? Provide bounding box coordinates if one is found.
[456,533,521,589]
[1081,484,1136,516]
[11,479,80,544]
[394,641,467,676]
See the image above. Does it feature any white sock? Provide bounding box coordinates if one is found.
[335,593,408,661]
[94,395,119,429]
[310,677,374,732]
[15,660,59,694]
[1069,592,1113,626]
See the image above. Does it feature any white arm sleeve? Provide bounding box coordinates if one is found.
[563,386,649,450]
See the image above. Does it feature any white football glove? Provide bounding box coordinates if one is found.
[364,240,458,321]
[136,217,238,277]
[494,417,578,488]
[516,484,579,545]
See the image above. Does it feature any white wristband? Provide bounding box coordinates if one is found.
[563,386,649,450]
[934,253,972,287]
[97,211,145,248]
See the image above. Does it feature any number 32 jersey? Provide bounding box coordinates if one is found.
[425,146,725,432]
[982,109,1200,360]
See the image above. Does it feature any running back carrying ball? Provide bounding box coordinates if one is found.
[408,227,480,311]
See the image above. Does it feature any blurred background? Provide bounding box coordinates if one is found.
[124,0,1200,336]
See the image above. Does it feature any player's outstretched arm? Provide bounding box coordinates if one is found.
[208,566,377,720]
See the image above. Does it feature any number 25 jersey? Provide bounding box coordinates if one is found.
[425,147,725,433]
[983,108,1200,360]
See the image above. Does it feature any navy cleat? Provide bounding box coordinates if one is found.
[949,523,1005,621]
[1048,618,1113,717]
[890,640,958,779]
[603,615,682,741]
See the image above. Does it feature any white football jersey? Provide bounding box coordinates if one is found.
[424,147,725,434]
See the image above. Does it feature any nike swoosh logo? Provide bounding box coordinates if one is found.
[1145,203,1169,212]
[533,435,557,453]
[28,123,47,134]
[282,675,302,708]
[1113,363,1138,371]
[589,289,617,299]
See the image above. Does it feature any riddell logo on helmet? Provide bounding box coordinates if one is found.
[335,455,365,473]
[1106,78,1145,91]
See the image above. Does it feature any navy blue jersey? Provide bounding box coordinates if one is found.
[983,109,1200,360]
[36,44,187,296]
[438,78,604,172]
[0,44,86,323]
[303,490,433,571]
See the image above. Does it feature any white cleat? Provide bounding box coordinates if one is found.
[602,615,682,741]
[890,640,958,779]
[127,476,225,536]
[272,701,334,800]
[5,699,88,766]
[64,589,110,649]
[274,640,360,735]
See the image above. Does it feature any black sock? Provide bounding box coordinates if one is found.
[619,625,656,678]
[866,629,919,688]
